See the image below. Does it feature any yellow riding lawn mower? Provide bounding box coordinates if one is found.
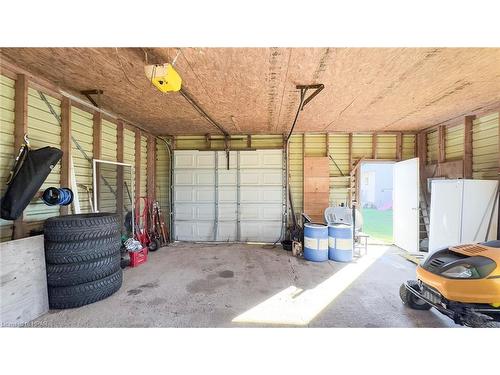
[400,241,500,327]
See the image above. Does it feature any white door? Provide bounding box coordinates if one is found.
[172,149,283,242]
[393,158,419,252]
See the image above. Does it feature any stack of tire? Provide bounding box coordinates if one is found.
[44,213,123,309]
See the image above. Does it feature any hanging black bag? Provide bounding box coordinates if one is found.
[1,142,63,220]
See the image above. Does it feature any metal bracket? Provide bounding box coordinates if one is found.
[296,84,325,110]
[80,89,104,108]
[286,83,325,141]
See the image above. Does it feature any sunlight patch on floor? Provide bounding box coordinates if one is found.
[232,246,389,326]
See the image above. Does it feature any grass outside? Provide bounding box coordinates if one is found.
[361,208,393,243]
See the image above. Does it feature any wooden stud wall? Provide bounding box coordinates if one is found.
[418,110,499,185]
[0,66,157,242]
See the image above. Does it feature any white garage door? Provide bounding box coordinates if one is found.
[173,149,283,242]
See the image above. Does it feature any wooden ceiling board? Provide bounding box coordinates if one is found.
[1,48,499,136]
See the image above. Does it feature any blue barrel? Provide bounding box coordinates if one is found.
[328,224,353,262]
[303,223,329,262]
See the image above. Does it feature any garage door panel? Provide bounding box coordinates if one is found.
[174,170,215,185]
[240,222,281,242]
[174,151,196,168]
[239,186,282,202]
[239,150,282,169]
[219,187,237,203]
[218,169,237,185]
[240,204,282,220]
[218,204,237,220]
[174,186,215,203]
[175,221,214,241]
[217,222,237,241]
[173,149,283,242]
[240,171,282,185]
[175,204,215,221]
[217,151,237,169]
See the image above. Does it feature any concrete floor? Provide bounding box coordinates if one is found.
[33,243,458,327]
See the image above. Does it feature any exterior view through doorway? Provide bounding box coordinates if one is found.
[359,161,394,243]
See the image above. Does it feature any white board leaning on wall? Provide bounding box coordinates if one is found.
[428,179,498,253]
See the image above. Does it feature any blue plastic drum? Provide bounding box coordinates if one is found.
[303,223,329,262]
[328,224,353,262]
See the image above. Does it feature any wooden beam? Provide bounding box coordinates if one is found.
[417,131,427,186]
[348,133,353,170]
[146,135,156,202]
[396,132,403,161]
[247,135,251,148]
[134,129,141,199]
[116,121,124,225]
[12,74,29,239]
[348,133,353,204]
[60,97,72,215]
[92,111,102,210]
[438,125,446,164]
[326,133,330,157]
[372,133,377,159]
[463,115,475,179]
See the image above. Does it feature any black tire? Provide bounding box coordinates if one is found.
[46,254,121,287]
[44,213,119,243]
[44,234,121,264]
[48,269,123,309]
[399,281,432,310]
[120,252,131,269]
[148,239,159,252]
[463,313,500,328]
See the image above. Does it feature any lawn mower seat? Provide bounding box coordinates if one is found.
[481,240,500,248]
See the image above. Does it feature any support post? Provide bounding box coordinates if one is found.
[348,133,353,204]
[372,133,377,159]
[147,135,156,202]
[417,131,427,187]
[396,132,403,161]
[92,111,102,210]
[12,74,28,239]
[463,115,474,179]
[116,121,124,226]
[60,97,72,215]
[438,125,446,164]
[135,129,141,199]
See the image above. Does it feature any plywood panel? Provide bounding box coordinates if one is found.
[0,235,48,326]
[303,156,329,222]
[3,48,500,135]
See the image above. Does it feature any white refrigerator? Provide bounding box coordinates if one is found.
[428,179,498,253]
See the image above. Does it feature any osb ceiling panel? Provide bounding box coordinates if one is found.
[1,48,499,135]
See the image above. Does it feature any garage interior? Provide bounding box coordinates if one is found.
[1,47,500,328]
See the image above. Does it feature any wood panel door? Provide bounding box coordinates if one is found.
[303,157,329,222]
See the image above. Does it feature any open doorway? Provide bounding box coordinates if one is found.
[359,162,394,243]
